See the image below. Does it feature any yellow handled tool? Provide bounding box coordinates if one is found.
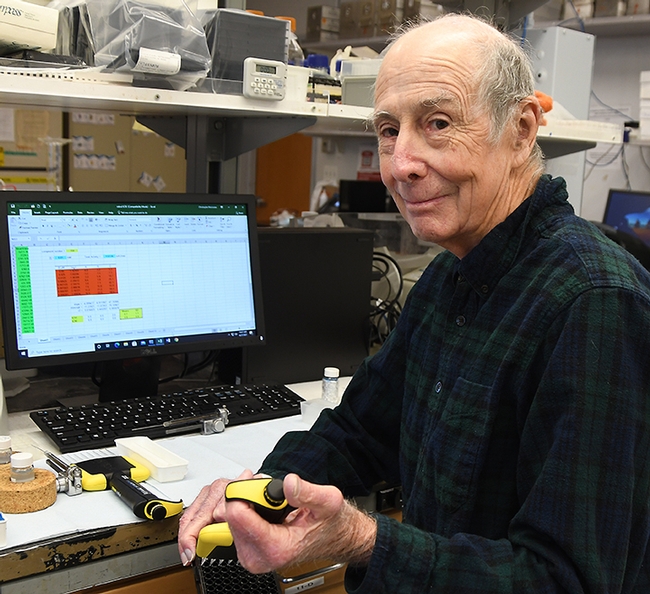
[196,477,295,559]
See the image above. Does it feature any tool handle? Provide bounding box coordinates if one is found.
[195,522,235,559]
[196,477,294,558]
[225,477,295,523]
[110,473,183,520]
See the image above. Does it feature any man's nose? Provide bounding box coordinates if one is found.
[390,131,428,182]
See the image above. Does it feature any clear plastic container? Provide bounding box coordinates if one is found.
[0,435,11,465]
[276,16,304,67]
[10,452,35,483]
[322,366,341,405]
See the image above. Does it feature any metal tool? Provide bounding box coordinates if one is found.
[161,407,229,436]
[43,450,83,496]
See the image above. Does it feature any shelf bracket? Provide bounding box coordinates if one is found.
[136,114,317,193]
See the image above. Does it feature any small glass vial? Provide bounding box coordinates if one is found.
[322,367,340,405]
[0,436,11,465]
[10,452,35,483]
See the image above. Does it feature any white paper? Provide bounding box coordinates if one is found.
[0,108,14,142]
[132,47,181,76]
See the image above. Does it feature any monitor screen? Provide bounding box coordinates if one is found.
[603,189,650,248]
[0,193,265,377]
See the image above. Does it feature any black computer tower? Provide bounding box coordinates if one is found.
[218,227,374,385]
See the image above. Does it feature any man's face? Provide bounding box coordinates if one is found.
[373,25,521,259]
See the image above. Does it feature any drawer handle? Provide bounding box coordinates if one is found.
[278,562,345,584]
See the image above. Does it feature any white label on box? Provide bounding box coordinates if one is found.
[132,47,181,76]
[0,0,58,52]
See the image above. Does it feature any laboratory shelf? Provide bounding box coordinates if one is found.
[0,66,621,160]
[537,117,623,158]
[536,13,650,37]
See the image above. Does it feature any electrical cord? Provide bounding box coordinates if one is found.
[583,91,636,190]
[639,146,650,173]
[369,252,403,347]
[159,350,220,384]
[557,0,586,31]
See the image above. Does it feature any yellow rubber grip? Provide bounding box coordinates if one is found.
[196,522,234,558]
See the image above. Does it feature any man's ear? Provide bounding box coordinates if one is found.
[512,96,542,167]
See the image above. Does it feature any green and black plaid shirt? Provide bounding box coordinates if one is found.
[261,175,650,593]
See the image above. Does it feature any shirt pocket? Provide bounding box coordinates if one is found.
[427,377,497,516]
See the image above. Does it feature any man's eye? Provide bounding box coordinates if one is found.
[431,119,449,131]
[380,126,399,138]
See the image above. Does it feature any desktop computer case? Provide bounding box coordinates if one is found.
[219,227,374,386]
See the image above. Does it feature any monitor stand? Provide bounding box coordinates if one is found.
[96,357,161,403]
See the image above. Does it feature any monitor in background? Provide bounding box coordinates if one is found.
[603,189,650,248]
[218,227,374,385]
[0,193,265,402]
[338,180,393,213]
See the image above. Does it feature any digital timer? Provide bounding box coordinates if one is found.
[243,57,287,101]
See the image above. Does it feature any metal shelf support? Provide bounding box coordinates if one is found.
[137,113,317,193]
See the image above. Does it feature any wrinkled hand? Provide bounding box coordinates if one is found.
[225,473,377,574]
[178,468,255,566]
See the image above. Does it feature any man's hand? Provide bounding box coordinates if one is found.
[225,473,377,574]
[178,468,255,566]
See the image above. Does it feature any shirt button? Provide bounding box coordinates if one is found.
[481,285,489,294]
[435,381,443,393]
[455,315,466,327]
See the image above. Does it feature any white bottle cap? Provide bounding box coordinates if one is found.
[0,435,11,449]
[323,367,340,378]
[10,452,33,468]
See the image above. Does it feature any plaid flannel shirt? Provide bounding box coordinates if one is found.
[260,175,650,594]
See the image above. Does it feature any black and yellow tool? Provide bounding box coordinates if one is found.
[43,450,182,520]
[110,473,183,521]
[74,455,150,491]
[74,455,182,521]
[196,477,295,558]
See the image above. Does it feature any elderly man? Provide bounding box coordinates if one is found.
[179,14,650,593]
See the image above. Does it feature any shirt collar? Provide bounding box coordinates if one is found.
[455,175,570,296]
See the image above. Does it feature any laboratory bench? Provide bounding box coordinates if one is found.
[0,375,361,594]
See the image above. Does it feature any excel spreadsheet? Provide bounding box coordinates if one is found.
[5,200,259,360]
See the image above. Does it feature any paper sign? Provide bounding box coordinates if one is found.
[0,108,15,142]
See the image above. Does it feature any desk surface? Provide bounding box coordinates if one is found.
[0,377,348,586]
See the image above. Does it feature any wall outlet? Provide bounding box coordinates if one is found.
[323,165,338,181]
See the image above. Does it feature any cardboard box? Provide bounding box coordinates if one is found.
[340,1,362,38]
[358,0,377,37]
[563,0,594,19]
[593,0,626,16]
[626,0,649,14]
[377,0,404,34]
[403,0,445,22]
[307,5,341,32]
[0,0,59,55]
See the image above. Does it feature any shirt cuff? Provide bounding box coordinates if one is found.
[344,512,393,594]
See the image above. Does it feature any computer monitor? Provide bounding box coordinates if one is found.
[603,189,650,248]
[0,192,265,401]
[218,227,374,385]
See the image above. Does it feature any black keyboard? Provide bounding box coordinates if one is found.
[30,384,304,453]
